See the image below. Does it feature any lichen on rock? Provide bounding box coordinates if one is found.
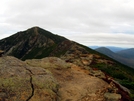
[0,56,59,101]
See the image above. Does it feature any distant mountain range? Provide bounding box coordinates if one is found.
[117,48,134,59]
[89,46,128,52]
[95,47,134,68]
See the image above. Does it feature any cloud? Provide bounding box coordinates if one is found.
[0,0,134,47]
[63,32,134,48]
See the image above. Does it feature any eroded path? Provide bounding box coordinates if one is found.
[52,64,108,101]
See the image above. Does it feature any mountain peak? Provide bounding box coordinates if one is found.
[30,26,39,35]
[28,26,41,30]
[26,26,46,35]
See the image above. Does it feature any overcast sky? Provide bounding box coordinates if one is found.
[0,0,134,48]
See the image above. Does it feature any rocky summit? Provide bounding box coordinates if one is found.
[0,56,123,101]
[0,27,134,101]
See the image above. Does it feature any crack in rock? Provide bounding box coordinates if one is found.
[26,75,34,101]
[24,66,34,101]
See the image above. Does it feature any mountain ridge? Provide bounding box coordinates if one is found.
[0,26,134,100]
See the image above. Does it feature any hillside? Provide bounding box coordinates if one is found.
[95,47,134,68]
[0,27,134,100]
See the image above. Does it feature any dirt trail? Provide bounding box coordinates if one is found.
[52,64,108,101]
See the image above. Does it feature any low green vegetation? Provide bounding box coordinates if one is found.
[0,77,31,92]
[92,62,134,100]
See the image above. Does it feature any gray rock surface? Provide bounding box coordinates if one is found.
[0,56,59,101]
[104,93,121,101]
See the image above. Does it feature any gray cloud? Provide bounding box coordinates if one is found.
[64,33,134,48]
[0,0,134,47]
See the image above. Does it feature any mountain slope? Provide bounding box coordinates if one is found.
[0,27,134,100]
[0,27,68,60]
